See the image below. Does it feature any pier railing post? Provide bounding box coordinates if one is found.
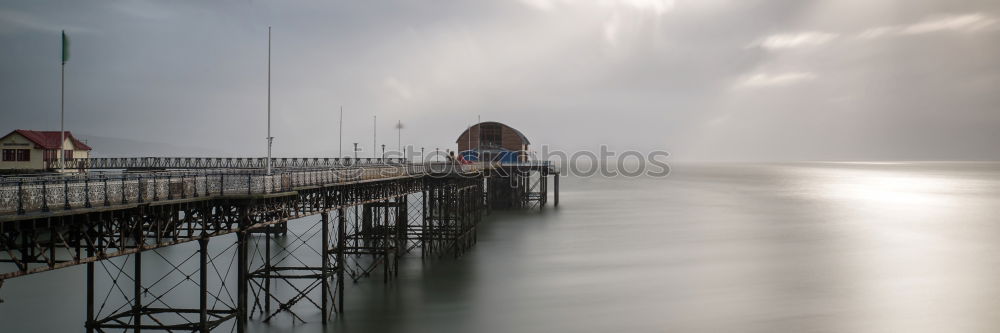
[84,176,91,208]
[16,179,24,214]
[64,177,70,209]
[103,174,109,206]
[137,175,144,203]
[121,175,127,205]
[41,178,49,212]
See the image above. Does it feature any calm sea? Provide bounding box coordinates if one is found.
[2,162,999,332]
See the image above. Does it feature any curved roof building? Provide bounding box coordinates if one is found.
[456,121,530,152]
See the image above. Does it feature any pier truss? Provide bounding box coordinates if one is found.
[0,161,557,332]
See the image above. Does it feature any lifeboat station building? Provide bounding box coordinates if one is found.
[455,121,530,163]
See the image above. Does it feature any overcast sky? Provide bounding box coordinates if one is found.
[1,0,998,161]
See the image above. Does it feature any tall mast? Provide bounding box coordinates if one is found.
[266,26,273,175]
[59,30,66,172]
[339,106,343,157]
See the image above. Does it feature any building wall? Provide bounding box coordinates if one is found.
[456,126,482,152]
[63,138,90,159]
[0,133,44,170]
[499,127,525,151]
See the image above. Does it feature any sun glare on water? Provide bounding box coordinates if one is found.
[815,168,959,207]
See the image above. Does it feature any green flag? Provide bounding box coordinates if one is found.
[61,30,69,64]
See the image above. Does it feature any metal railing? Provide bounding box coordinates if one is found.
[495,161,555,168]
[46,157,408,170]
[0,162,497,215]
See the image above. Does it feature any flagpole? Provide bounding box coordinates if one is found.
[373,115,377,159]
[59,30,66,173]
[477,115,481,161]
[266,26,273,175]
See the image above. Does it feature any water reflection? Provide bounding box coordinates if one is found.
[1,162,999,332]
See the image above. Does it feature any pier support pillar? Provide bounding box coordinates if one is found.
[421,188,428,259]
[336,208,346,313]
[554,173,559,207]
[199,236,209,332]
[321,212,330,323]
[85,256,94,333]
[395,196,407,278]
[237,210,249,333]
[133,251,142,333]
[541,171,548,207]
[264,227,271,316]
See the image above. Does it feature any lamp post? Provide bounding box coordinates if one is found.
[381,144,386,159]
[395,121,403,156]
[353,142,358,159]
[421,147,425,163]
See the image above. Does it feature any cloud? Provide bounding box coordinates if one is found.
[0,10,54,33]
[753,31,839,50]
[518,0,675,15]
[751,13,997,51]
[737,72,817,88]
[109,1,176,20]
[383,77,414,100]
[2,1,1000,161]
[859,13,997,39]
[603,14,621,45]
[0,9,91,34]
[616,0,675,15]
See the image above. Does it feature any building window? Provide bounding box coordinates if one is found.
[480,124,502,149]
[2,149,30,161]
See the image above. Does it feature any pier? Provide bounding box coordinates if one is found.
[0,157,557,332]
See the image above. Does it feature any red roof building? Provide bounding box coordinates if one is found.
[7,130,92,151]
[1,129,92,170]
